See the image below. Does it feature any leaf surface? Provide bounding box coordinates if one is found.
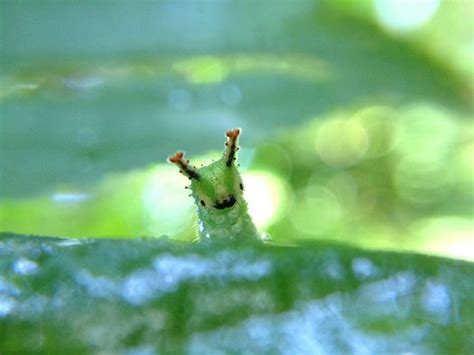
[1,233,472,353]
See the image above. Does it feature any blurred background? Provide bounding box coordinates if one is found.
[0,0,472,260]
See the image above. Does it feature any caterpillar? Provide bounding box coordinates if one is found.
[168,128,260,241]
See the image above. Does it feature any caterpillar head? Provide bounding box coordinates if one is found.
[168,128,244,211]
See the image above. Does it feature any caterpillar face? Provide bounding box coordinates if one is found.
[169,128,259,240]
[190,160,243,212]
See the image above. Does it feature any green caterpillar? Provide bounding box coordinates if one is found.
[168,128,260,241]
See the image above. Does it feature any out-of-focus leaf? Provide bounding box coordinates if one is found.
[0,0,469,197]
[0,233,473,353]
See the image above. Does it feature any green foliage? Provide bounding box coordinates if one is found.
[0,1,469,198]
[0,1,473,351]
[1,233,473,353]
[0,0,472,260]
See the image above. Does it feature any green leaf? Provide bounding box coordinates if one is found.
[0,1,469,197]
[1,233,473,353]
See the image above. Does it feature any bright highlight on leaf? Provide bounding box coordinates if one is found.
[375,0,441,33]
[243,171,287,229]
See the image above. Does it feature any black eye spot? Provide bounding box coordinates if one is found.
[239,183,244,190]
[214,195,237,209]
[200,200,206,207]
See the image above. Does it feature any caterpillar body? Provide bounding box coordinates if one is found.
[168,128,260,241]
